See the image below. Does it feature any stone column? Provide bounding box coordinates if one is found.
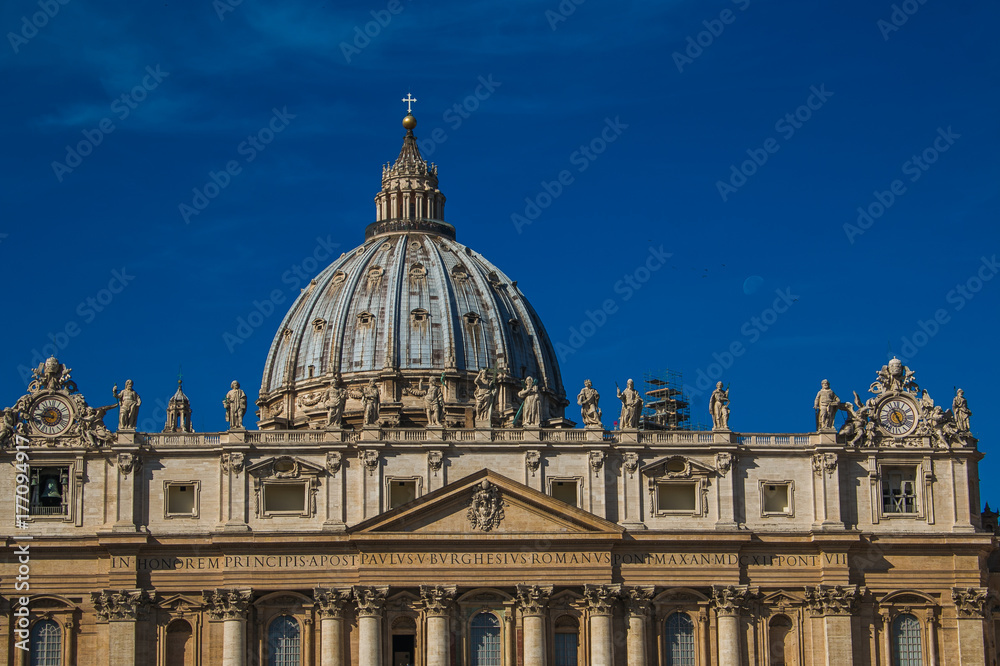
[203,588,253,666]
[315,587,352,666]
[584,585,620,666]
[516,584,552,666]
[323,452,346,530]
[712,585,751,666]
[354,585,388,666]
[220,450,250,532]
[92,589,152,666]
[624,586,654,666]
[952,587,988,663]
[805,585,861,666]
[714,452,738,528]
[111,450,141,532]
[811,452,844,530]
[924,609,939,666]
[421,585,457,666]
[620,451,644,529]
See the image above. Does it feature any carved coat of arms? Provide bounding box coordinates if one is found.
[467,480,505,532]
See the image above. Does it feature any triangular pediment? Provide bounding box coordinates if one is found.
[246,455,325,479]
[351,469,625,536]
[641,455,716,479]
[158,594,203,611]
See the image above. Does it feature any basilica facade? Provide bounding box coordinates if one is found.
[1,111,997,666]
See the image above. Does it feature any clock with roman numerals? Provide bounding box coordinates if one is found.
[877,397,917,437]
[30,395,74,437]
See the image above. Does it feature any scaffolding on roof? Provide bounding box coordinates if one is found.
[641,369,706,431]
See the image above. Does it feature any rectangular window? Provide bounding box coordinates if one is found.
[761,482,793,516]
[552,481,578,507]
[657,482,698,513]
[389,480,417,509]
[882,468,917,514]
[264,483,307,515]
[554,633,578,666]
[165,482,199,517]
[29,467,69,517]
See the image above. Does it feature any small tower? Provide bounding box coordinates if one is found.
[163,379,193,433]
[982,503,999,535]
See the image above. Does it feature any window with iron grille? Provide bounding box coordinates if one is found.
[665,612,695,666]
[267,615,300,666]
[470,612,501,666]
[30,619,61,666]
[882,468,917,514]
[892,614,923,666]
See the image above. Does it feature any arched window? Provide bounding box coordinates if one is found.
[665,612,695,666]
[554,615,579,666]
[30,619,61,666]
[165,619,192,666]
[892,613,923,666]
[267,615,300,666]
[470,612,501,666]
[768,614,793,666]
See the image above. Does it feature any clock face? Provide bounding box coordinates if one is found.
[878,398,917,436]
[31,395,74,436]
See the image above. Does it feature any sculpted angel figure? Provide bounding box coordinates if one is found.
[224,381,247,430]
[112,380,141,430]
[0,408,17,448]
[710,382,730,430]
[473,369,496,427]
[617,379,642,429]
[953,389,972,432]
[517,376,541,427]
[577,379,602,427]
[81,405,116,447]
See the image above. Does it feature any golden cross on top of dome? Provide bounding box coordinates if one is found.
[401,93,417,113]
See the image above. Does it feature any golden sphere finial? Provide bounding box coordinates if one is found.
[402,113,417,130]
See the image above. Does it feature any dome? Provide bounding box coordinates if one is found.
[258,114,568,429]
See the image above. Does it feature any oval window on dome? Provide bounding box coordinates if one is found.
[366,266,384,290]
[409,263,427,286]
[410,309,430,334]
[451,265,469,283]
[312,318,326,332]
[357,312,375,327]
[330,271,347,286]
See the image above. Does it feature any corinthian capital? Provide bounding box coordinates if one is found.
[805,585,863,616]
[314,587,352,619]
[202,588,253,620]
[952,587,989,618]
[624,586,655,617]
[420,584,457,616]
[583,584,621,616]
[711,585,752,616]
[354,585,389,617]
[515,584,553,616]
[92,588,152,621]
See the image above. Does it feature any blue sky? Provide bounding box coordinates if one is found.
[1,1,998,498]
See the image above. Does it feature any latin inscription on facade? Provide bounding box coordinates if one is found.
[109,551,848,572]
